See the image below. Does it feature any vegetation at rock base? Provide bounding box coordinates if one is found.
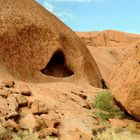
[0,125,58,140]
[93,90,125,120]
[96,128,140,140]
[14,130,58,140]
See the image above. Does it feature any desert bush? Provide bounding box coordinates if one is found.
[96,128,140,140]
[13,130,39,140]
[93,90,124,120]
[0,125,6,135]
[0,126,58,140]
[13,130,58,140]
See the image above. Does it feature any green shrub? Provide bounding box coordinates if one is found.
[93,90,124,120]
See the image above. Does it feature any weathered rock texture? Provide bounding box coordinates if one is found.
[76,30,140,85]
[111,44,140,120]
[0,82,61,137]
[76,30,140,47]
[0,0,103,88]
[0,80,102,138]
[87,46,130,85]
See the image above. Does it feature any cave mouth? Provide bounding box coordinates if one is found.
[41,51,74,78]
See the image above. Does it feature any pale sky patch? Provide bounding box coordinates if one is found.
[36,0,140,34]
[42,1,75,22]
[47,0,92,2]
[43,2,54,12]
[46,0,105,2]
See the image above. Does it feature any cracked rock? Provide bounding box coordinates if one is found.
[31,100,48,115]
[20,85,31,96]
[41,114,60,128]
[3,119,20,130]
[0,89,11,98]
[15,94,28,107]
[5,112,19,120]
[7,95,18,111]
[35,115,47,128]
[2,80,15,88]
[0,96,10,116]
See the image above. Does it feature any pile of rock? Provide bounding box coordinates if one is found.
[0,80,61,138]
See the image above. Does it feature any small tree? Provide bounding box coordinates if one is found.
[93,91,124,120]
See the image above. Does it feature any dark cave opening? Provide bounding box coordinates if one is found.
[41,51,74,78]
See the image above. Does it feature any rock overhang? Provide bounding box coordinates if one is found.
[0,0,103,88]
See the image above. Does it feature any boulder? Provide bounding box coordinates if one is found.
[111,44,140,120]
[20,85,31,96]
[34,115,47,128]
[0,95,19,119]
[19,113,40,131]
[3,119,20,130]
[31,100,48,115]
[0,96,10,116]
[5,112,19,120]
[2,80,15,88]
[15,94,28,107]
[41,114,60,128]
[7,95,18,111]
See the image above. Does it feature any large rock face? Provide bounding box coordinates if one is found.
[111,44,140,120]
[0,0,103,87]
[76,30,140,86]
[76,30,140,47]
[87,46,130,85]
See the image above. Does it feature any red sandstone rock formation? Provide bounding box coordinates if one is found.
[0,0,103,88]
[111,44,140,120]
[76,30,140,85]
[76,30,140,47]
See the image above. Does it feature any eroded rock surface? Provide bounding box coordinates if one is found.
[0,81,62,138]
[76,30,140,47]
[111,44,140,120]
[76,30,140,86]
[0,0,103,88]
[0,80,103,139]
